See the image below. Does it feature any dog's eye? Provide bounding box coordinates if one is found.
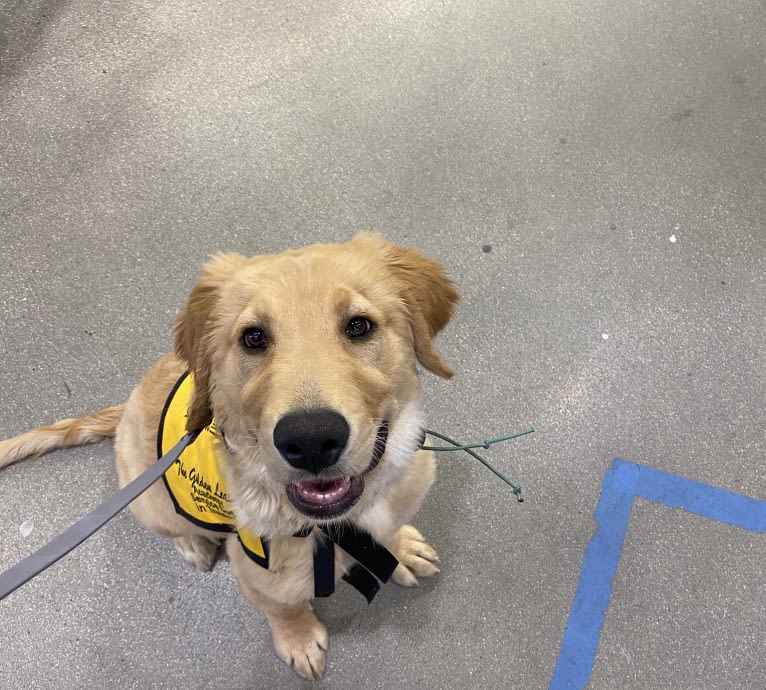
[345,317,374,339]
[242,327,268,350]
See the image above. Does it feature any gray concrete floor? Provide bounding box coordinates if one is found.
[1,1,764,688]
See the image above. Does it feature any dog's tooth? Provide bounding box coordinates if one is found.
[296,477,352,504]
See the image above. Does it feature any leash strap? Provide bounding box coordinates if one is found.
[0,431,200,602]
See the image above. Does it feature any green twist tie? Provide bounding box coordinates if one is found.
[420,427,534,502]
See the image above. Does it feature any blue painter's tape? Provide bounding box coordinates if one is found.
[626,461,766,532]
[549,458,766,690]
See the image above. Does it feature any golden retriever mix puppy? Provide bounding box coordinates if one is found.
[0,233,459,679]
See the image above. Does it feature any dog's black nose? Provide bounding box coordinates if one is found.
[273,409,350,474]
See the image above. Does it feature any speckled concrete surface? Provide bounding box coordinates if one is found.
[1,1,764,688]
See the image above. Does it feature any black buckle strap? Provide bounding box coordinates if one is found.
[311,524,398,602]
[313,532,336,598]
[323,524,398,583]
[342,565,381,604]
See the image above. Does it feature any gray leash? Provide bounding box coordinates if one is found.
[0,431,199,602]
[0,425,531,602]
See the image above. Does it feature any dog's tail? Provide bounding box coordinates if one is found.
[0,405,126,470]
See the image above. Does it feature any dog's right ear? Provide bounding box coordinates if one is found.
[175,253,248,431]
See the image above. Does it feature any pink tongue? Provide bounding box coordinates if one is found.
[295,478,352,505]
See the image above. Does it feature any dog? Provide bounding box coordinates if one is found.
[0,233,459,679]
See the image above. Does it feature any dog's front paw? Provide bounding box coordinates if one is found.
[390,524,441,587]
[270,608,329,680]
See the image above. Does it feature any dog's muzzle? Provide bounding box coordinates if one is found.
[273,412,388,520]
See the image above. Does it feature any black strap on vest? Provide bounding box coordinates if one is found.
[342,565,381,604]
[313,532,336,598]
[312,524,399,603]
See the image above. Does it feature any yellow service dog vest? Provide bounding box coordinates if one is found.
[157,371,269,567]
[157,371,398,602]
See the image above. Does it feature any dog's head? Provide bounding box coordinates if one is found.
[175,233,458,532]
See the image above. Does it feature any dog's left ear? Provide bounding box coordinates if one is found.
[175,253,249,431]
[354,233,460,378]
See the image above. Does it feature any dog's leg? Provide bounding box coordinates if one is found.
[366,449,441,587]
[263,602,329,681]
[390,524,441,587]
[227,537,329,680]
[173,535,222,571]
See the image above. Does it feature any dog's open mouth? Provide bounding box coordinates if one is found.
[286,422,388,520]
[287,476,364,520]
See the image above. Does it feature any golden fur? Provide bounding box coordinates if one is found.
[0,233,459,679]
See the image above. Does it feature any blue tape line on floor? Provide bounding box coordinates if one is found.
[550,458,766,690]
